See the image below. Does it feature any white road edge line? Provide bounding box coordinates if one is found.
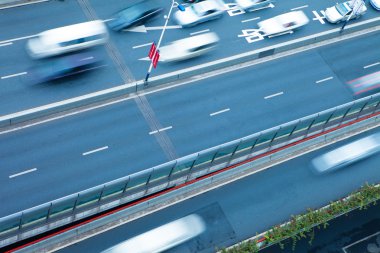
[190,29,210,36]
[210,108,230,116]
[291,5,308,11]
[133,42,153,49]
[264,92,284,99]
[363,62,380,69]
[149,126,172,135]
[9,168,37,178]
[316,76,333,84]
[0,42,13,47]
[82,146,109,156]
[1,72,27,79]
[241,17,260,23]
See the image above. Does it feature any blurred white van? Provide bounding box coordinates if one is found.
[26,20,108,59]
[101,214,206,253]
[311,133,380,174]
[159,32,219,62]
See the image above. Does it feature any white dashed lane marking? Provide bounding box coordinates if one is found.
[1,72,27,79]
[9,168,37,179]
[149,126,172,135]
[210,108,230,116]
[241,17,260,23]
[264,92,284,99]
[291,5,308,11]
[316,76,333,84]
[0,42,12,47]
[190,29,210,36]
[364,62,380,69]
[82,146,109,156]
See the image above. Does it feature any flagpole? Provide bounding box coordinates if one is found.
[144,0,184,84]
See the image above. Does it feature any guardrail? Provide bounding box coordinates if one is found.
[1,17,380,127]
[1,92,380,249]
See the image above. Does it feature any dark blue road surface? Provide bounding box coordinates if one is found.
[1,30,380,217]
[0,0,379,114]
[56,127,380,253]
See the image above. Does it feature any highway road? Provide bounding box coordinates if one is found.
[1,30,379,217]
[56,127,380,253]
[0,0,379,114]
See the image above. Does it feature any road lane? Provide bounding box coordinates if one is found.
[1,30,379,216]
[0,0,379,114]
[56,127,380,253]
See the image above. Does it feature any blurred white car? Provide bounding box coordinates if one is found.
[311,133,380,174]
[324,0,367,24]
[160,32,219,62]
[258,11,309,36]
[235,0,274,11]
[370,0,380,10]
[174,0,225,27]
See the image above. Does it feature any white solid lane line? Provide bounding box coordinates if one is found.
[291,5,308,11]
[82,146,109,156]
[210,108,230,116]
[1,72,27,79]
[133,42,152,49]
[9,168,37,179]
[190,29,210,36]
[149,126,172,135]
[364,62,380,69]
[264,92,284,99]
[241,17,260,23]
[316,76,333,84]
[0,42,13,47]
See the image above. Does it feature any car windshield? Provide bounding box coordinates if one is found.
[336,3,350,16]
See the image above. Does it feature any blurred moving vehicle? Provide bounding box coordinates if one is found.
[108,1,163,31]
[311,133,380,174]
[235,0,275,11]
[160,32,219,62]
[174,0,225,27]
[101,214,206,253]
[347,71,380,97]
[258,11,309,36]
[27,53,102,84]
[26,20,108,59]
[324,0,367,24]
[370,0,380,10]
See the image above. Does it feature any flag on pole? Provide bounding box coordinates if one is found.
[153,50,160,68]
[148,42,157,59]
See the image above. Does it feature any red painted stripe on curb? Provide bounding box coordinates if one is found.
[5,111,380,252]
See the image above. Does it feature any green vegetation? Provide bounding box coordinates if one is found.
[222,183,380,253]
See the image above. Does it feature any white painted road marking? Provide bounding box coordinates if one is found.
[190,29,210,36]
[0,35,36,45]
[210,108,230,116]
[241,17,260,23]
[312,10,326,24]
[0,42,13,47]
[149,126,172,135]
[264,92,284,99]
[82,146,109,156]
[291,5,308,11]
[1,72,27,79]
[9,168,37,178]
[133,42,152,49]
[316,76,333,84]
[364,62,380,69]
[102,18,114,23]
